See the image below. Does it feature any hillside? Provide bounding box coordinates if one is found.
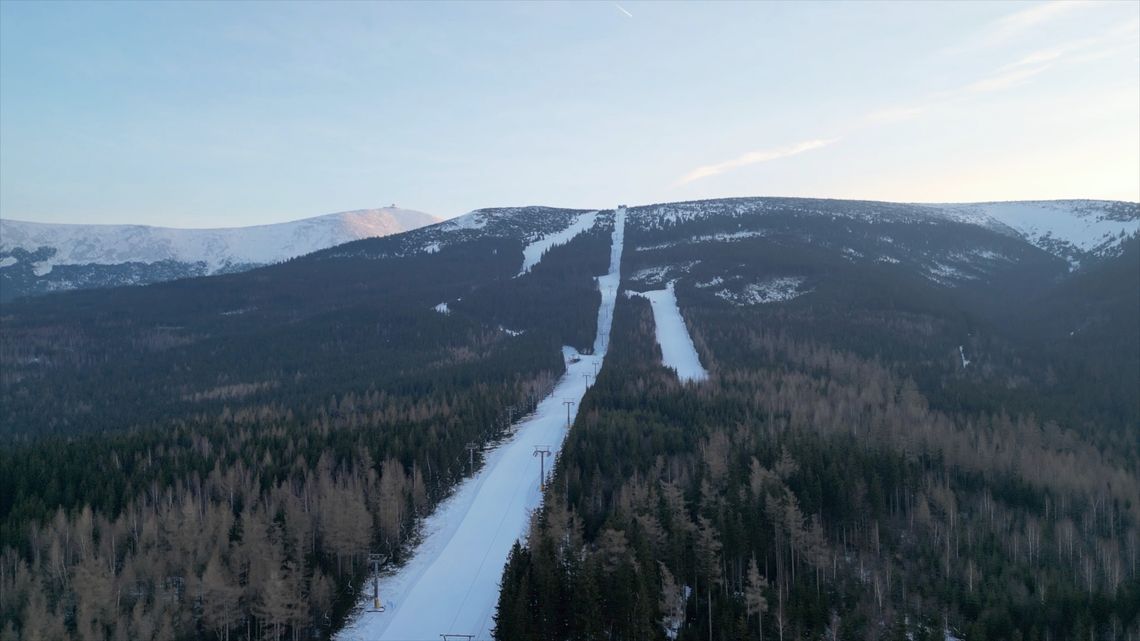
[0,198,1137,641]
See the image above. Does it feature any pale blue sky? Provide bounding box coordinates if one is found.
[1,0,1137,227]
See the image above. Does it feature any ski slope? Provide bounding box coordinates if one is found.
[339,207,625,641]
[517,210,600,275]
[628,281,709,383]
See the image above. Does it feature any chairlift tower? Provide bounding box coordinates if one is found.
[533,446,552,489]
[562,399,575,427]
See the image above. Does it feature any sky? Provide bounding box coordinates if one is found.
[1,1,1137,227]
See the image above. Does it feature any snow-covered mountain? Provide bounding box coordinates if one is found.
[921,200,1139,268]
[625,197,1139,267]
[0,207,440,300]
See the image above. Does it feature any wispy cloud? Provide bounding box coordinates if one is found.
[998,19,1138,71]
[963,19,1138,93]
[947,1,1092,53]
[677,138,839,186]
[964,63,1054,93]
[615,4,633,18]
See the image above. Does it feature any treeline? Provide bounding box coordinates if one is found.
[495,280,1140,640]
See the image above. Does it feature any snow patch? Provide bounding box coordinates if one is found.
[0,256,16,268]
[433,303,450,315]
[637,229,767,251]
[715,277,808,305]
[630,261,699,286]
[631,266,673,284]
[444,210,489,231]
[220,307,256,316]
[628,282,708,383]
[695,276,724,289]
[959,345,971,368]
[926,262,976,286]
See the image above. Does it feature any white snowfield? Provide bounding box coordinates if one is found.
[339,208,626,641]
[924,200,1140,264]
[517,210,599,276]
[627,281,709,383]
[0,208,438,275]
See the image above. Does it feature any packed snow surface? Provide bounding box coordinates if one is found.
[338,208,625,641]
[628,282,708,383]
[517,210,599,275]
[0,208,439,275]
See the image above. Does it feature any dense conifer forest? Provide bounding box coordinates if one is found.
[493,218,1140,641]
[0,216,613,640]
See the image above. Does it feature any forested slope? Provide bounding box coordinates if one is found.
[494,201,1140,641]
[0,210,613,640]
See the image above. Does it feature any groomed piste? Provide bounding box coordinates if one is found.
[338,208,626,641]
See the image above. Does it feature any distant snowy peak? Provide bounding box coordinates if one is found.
[1,207,439,275]
[0,207,439,300]
[922,200,1140,267]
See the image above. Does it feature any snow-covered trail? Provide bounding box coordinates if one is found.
[518,210,600,276]
[628,281,708,383]
[339,208,625,641]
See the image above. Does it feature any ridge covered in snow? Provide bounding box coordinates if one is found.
[1,207,440,275]
[0,207,440,300]
[921,200,1140,267]
[626,197,1139,266]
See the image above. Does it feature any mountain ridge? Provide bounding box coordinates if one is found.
[0,206,440,300]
